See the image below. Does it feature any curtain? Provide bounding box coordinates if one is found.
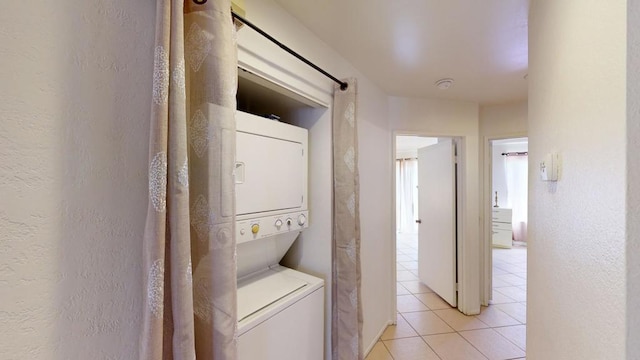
[396,159,418,234]
[141,1,238,359]
[505,155,528,242]
[332,78,363,360]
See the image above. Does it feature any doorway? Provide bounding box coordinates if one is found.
[487,137,529,352]
[394,135,459,312]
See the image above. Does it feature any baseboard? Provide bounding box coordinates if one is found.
[363,320,393,357]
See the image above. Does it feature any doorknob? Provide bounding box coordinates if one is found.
[415,219,422,224]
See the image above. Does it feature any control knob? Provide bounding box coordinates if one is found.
[297,214,307,226]
[275,219,283,228]
[286,218,293,226]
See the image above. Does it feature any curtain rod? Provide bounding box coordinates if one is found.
[501,152,528,156]
[230,11,348,91]
[191,0,349,90]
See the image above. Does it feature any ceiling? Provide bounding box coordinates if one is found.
[273,0,529,105]
[396,136,438,156]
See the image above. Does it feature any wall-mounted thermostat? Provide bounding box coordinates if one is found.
[540,152,559,181]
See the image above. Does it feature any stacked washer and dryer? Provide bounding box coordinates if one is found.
[235,111,324,360]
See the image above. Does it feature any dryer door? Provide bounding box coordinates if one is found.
[236,131,304,216]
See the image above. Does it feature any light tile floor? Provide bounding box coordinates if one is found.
[366,233,527,360]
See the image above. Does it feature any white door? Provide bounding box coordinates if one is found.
[417,139,457,307]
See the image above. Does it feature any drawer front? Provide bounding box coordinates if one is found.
[492,221,512,231]
[492,229,512,248]
[492,208,512,223]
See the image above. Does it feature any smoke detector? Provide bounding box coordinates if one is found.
[435,78,454,90]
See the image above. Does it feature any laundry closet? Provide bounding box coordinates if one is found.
[235,68,329,360]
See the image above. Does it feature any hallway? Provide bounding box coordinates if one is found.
[366,233,527,360]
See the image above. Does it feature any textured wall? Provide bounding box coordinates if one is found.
[479,101,528,138]
[628,1,640,357]
[528,0,627,358]
[0,1,154,358]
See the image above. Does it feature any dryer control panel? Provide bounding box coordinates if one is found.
[237,211,309,244]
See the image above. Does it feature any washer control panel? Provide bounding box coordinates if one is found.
[237,210,309,244]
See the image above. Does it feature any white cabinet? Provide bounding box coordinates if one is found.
[492,208,512,248]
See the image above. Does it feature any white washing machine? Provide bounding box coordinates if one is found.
[237,266,324,360]
[234,111,324,360]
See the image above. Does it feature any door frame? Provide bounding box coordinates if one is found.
[391,131,474,319]
[480,132,528,306]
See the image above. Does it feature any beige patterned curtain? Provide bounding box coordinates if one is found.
[141,0,238,359]
[332,79,362,360]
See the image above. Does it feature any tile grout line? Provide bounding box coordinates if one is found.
[379,340,396,360]
[385,236,527,360]
[427,306,496,359]
[492,326,527,352]
[396,280,491,359]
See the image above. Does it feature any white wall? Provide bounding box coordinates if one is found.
[480,101,528,138]
[357,79,394,353]
[389,96,481,314]
[0,1,153,358]
[529,0,627,358]
[238,0,393,356]
[628,1,640,357]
